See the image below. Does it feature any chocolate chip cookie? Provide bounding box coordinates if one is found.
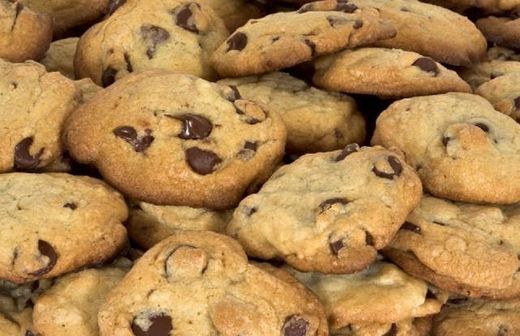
[372,92,520,204]
[40,38,79,79]
[201,0,264,31]
[211,3,396,77]
[218,72,366,154]
[421,0,520,14]
[333,318,433,336]
[75,0,229,86]
[476,72,520,122]
[98,231,329,335]
[460,58,520,90]
[0,0,52,62]
[227,145,422,273]
[64,71,287,209]
[312,48,471,98]
[0,173,128,283]
[0,293,34,336]
[477,16,520,50]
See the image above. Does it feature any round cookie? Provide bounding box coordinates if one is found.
[98,231,329,335]
[0,0,52,62]
[218,72,366,153]
[0,59,80,173]
[75,0,229,86]
[227,145,422,274]
[0,173,128,283]
[476,72,520,122]
[460,59,520,89]
[432,298,520,336]
[420,0,520,14]
[210,4,397,77]
[201,0,264,31]
[300,0,487,66]
[33,266,128,336]
[477,16,520,50]
[64,71,287,209]
[127,201,231,249]
[372,92,520,204]
[312,48,471,98]
[40,38,79,79]
[384,196,520,298]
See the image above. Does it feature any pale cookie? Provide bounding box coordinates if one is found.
[332,317,432,336]
[460,59,520,89]
[75,0,229,86]
[64,71,286,209]
[218,72,366,153]
[201,0,264,31]
[40,38,79,79]
[0,173,128,283]
[227,145,422,274]
[477,16,520,50]
[372,93,520,204]
[0,294,34,336]
[476,72,520,122]
[312,48,471,98]
[98,231,329,336]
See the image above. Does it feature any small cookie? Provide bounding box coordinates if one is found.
[33,266,128,336]
[0,173,128,283]
[218,72,366,153]
[312,48,471,98]
[477,16,520,50]
[0,59,80,173]
[476,72,520,122]
[372,93,520,204]
[432,298,520,336]
[201,0,264,31]
[127,201,231,249]
[301,0,487,66]
[40,38,79,79]
[227,145,422,273]
[211,4,396,77]
[64,71,287,209]
[75,0,229,85]
[384,196,520,299]
[98,231,329,335]
[0,0,52,62]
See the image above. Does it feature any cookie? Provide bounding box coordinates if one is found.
[201,0,264,31]
[0,294,34,336]
[40,38,79,79]
[218,72,366,153]
[384,195,520,299]
[477,16,520,50]
[312,48,471,98]
[73,77,103,103]
[33,266,128,336]
[0,173,128,283]
[300,0,487,66]
[210,4,396,77]
[333,317,433,336]
[227,145,422,274]
[372,92,520,204]
[476,72,520,122]
[75,0,229,86]
[0,59,80,173]
[420,0,520,14]
[127,201,231,249]
[432,298,520,336]
[0,0,52,62]
[98,231,329,335]
[460,59,520,89]
[486,46,520,62]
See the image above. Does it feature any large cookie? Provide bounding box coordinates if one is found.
[372,93,520,204]
[227,145,422,273]
[40,38,79,79]
[384,196,520,299]
[64,71,287,209]
[477,16,520,50]
[476,72,520,122]
[75,0,229,85]
[218,72,366,153]
[0,0,52,62]
[0,59,80,173]
[201,0,264,31]
[312,47,471,98]
[98,231,329,335]
[211,3,396,77]
[0,173,128,283]
[300,0,487,66]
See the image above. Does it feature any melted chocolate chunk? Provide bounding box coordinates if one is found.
[372,156,403,179]
[412,57,440,76]
[227,32,248,51]
[131,313,173,336]
[335,143,359,161]
[113,126,154,153]
[474,122,489,132]
[238,141,258,160]
[102,67,117,87]
[442,136,451,146]
[174,114,212,140]
[227,85,242,101]
[401,222,421,234]
[330,239,345,255]
[14,137,44,170]
[365,231,374,246]
[353,19,363,29]
[29,240,57,276]
[175,4,199,33]
[282,315,309,336]
[140,25,170,59]
[319,198,348,213]
[63,203,77,210]
[185,147,222,175]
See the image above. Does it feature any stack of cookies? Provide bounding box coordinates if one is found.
[0,0,519,335]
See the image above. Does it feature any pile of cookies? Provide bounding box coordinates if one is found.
[1,0,520,335]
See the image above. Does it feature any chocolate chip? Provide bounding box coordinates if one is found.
[383,324,397,336]
[514,97,520,110]
[372,155,403,179]
[175,4,199,33]
[14,137,44,171]
[365,231,374,246]
[304,39,316,56]
[227,32,248,52]
[319,198,348,213]
[442,136,451,146]
[336,1,358,12]
[185,147,222,175]
[102,67,117,87]
[282,315,309,336]
[474,122,489,132]
[113,126,154,153]
[244,141,257,151]
[353,19,363,29]
[498,324,509,336]
[107,0,126,15]
[329,239,345,255]
[29,240,57,276]
[63,203,77,210]
[238,141,257,160]
[140,25,170,59]
[335,143,359,161]
[401,222,421,234]
[131,313,173,336]
[426,289,436,299]
[174,114,212,140]
[124,53,133,73]
[227,85,241,101]
[412,57,440,76]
